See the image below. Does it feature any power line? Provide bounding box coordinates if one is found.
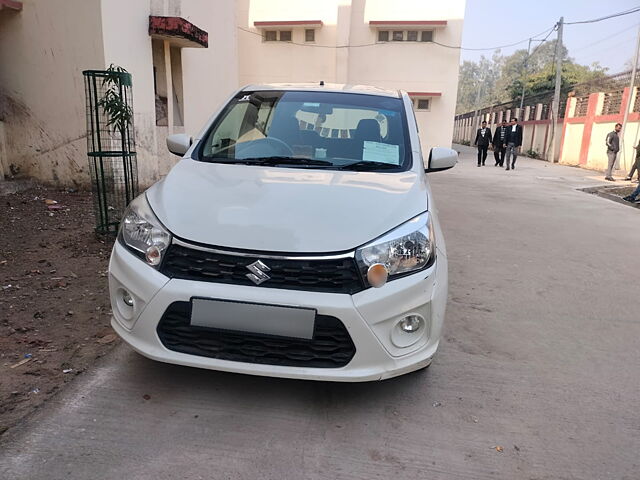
[237,7,640,52]
[237,25,557,52]
[571,23,639,55]
[434,26,556,51]
[572,38,638,65]
[238,26,371,48]
[565,6,640,25]
[527,26,558,61]
[239,6,640,53]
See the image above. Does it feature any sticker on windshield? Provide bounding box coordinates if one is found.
[362,141,400,165]
[303,102,320,107]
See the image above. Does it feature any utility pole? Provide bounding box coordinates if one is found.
[520,38,545,112]
[620,24,640,173]
[519,39,532,112]
[473,71,485,133]
[548,17,563,164]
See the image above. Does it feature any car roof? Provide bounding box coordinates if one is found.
[241,83,402,98]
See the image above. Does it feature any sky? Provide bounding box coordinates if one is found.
[460,1,640,73]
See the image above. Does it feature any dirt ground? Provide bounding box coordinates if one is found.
[0,186,117,435]
[581,182,640,207]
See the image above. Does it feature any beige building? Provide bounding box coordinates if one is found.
[0,0,465,187]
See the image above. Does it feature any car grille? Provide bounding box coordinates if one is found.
[160,242,365,294]
[156,301,356,368]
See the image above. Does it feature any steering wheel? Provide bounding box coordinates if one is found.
[235,137,293,159]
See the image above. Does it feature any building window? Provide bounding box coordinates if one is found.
[305,29,315,42]
[265,30,293,42]
[420,31,433,42]
[279,30,292,42]
[416,99,430,111]
[377,29,434,43]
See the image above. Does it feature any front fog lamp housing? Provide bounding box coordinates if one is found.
[122,290,134,307]
[356,212,435,287]
[399,315,422,333]
[120,193,171,268]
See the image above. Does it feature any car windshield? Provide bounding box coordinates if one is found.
[198,90,411,171]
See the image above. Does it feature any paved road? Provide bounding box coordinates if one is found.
[2,148,639,479]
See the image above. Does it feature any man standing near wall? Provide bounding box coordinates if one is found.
[504,118,523,171]
[474,120,492,167]
[605,123,622,181]
[492,120,507,167]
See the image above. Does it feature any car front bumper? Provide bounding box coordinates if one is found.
[108,241,448,382]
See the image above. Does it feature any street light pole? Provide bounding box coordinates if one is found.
[473,71,485,133]
[548,17,564,164]
[620,24,640,173]
[519,38,545,113]
[519,38,532,112]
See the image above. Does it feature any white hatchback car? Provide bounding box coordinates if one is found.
[109,83,457,382]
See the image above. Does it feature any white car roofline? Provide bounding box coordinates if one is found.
[241,83,401,98]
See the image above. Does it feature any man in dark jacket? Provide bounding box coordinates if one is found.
[504,117,523,171]
[474,120,492,167]
[492,120,508,167]
[605,123,622,181]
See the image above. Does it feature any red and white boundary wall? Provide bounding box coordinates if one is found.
[454,86,640,173]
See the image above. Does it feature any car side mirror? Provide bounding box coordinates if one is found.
[425,147,457,173]
[167,133,193,157]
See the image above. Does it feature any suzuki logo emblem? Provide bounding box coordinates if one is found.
[246,260,271,285]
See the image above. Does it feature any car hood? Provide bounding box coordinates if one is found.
[147,159,428,253]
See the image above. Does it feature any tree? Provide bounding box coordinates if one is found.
[455,53,502,113]
[456,39,608,113]
[516,61,608,99]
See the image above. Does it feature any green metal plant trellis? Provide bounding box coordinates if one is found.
[83,66,139,235]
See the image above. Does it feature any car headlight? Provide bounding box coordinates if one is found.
[355,212,435,288]
[119,193,171,268]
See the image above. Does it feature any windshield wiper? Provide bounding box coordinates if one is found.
[221,157,335,167]
[337,160,400,171]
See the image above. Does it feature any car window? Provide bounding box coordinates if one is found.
[199,90,411,171]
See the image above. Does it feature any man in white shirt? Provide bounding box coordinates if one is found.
[474,120,492,167]
[503,118,523,171]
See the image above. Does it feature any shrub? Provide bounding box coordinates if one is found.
[526,148,540,159]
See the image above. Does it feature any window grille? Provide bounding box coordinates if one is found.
[574,97,589,117]
[279,30,292,42]
[420,31,433,42]
[601,90,623,115]
[633,88,640,113]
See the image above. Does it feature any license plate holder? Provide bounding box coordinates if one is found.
[190,298,316,340]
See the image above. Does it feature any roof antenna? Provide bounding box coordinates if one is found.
[319,80,325,86]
